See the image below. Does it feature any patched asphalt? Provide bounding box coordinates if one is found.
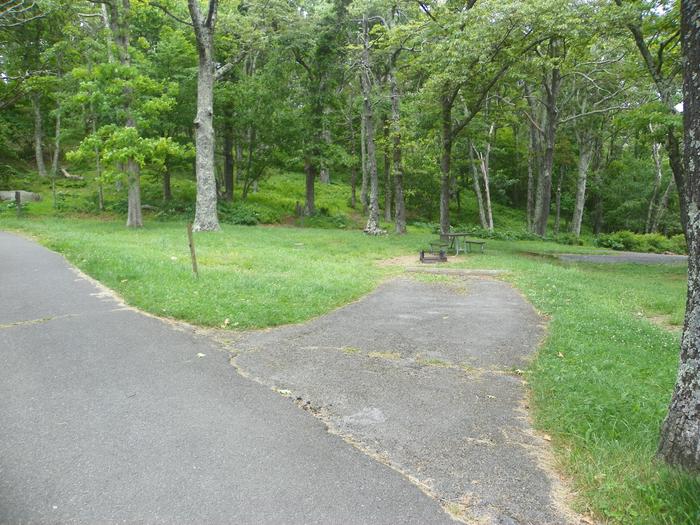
[0,232,455,524]
[230,278,579,524]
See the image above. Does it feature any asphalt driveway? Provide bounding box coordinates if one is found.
[0,231,453,524]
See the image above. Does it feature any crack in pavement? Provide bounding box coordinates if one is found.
[224,277,586,525]
[0,313,76,330]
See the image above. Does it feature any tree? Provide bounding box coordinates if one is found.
[96,0,143,228]
[614,0,686,235]
[359,13,382,235]
[409,0,551,235]
[656,0,700,473]
[187,0,220,231]
[389,66,406,233]
[0,0,43,27]
[284,0,347,216]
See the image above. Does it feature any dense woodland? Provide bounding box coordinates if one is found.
[0,0,688,239]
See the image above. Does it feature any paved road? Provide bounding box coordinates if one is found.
[559,251,687,265]
[232,278,577,525]
[0,232,453,524]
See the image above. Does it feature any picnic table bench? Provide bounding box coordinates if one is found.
[419,234,486,263]
[420,240,448,263]
[440,233,486,255]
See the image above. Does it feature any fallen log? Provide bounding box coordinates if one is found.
[0,190,41,202]
[61,168,84,180]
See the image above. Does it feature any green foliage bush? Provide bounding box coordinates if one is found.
[452,225,543,242]
[296,210,354,229]
[668,234,688,254]
[595,231,687,254]
[218,202,260,225]
[409,222,585,246]
[551,232,584,246]
[0,164,19,188]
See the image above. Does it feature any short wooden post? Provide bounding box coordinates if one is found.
[187,223,199,278]
[15,191,21,218]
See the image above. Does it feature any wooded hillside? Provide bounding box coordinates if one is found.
[0,0,686,238]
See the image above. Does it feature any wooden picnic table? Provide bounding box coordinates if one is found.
[440,233,486,255]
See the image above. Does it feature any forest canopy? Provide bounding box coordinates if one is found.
[0,0,685,240]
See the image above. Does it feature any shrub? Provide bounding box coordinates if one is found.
[552,233,584,246]
[452,225,542,241]
[218,202,261,225]
[297,211,353,229]
[595,231,688,254]
[668,234,687,255]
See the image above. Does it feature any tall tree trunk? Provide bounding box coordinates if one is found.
[126,157,142,226]
[360,97,369,215]
[31,93,47,178]
[51,101,61,177]
[97,179,104,212]
[163,162,172,202]
[188,0,220,231]
[242,127,256,197]
[348,114,357,209]
[646,138,664,233]
[651,178,675,233]
[554,168,563,235]
[483,164,494,231]
[513,122,522,209]
[320,109,331,184]
[123,96,141,225]
[571,132,594,237]
[526,125,536,232]
[304,157,316,214]
[469,142,488,229]
[100,4,114,63]
[525,84,543,233]
[360,15,381,234]
[222,122,234,202]
[657,1,700,472]
[534,45,562,237]
[440,93,453,236]
[235,142,243,198]
[474,123,495,231]
[105,0,142,227]
[593,172,604,236]
[666,127,688,235]
[389,72,406,234]
[383,117,392,222]
[88,97,104,211]
[350,165,357,208]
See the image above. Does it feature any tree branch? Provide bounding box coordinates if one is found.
[452,35,548,137]
[293,50,313,78]
[150,1,194,27]
[204,0,216,28]
[0,0,45,27]
[614,0,670,104]
[560,105,628,124]
[416,1,439,24]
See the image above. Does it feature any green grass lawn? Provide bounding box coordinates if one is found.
[2,218,432,328]
[445,245,697,524]
[1,216,698,524]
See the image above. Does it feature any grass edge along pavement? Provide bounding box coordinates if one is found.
[2,217,699,524]
[449,251,698,524]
